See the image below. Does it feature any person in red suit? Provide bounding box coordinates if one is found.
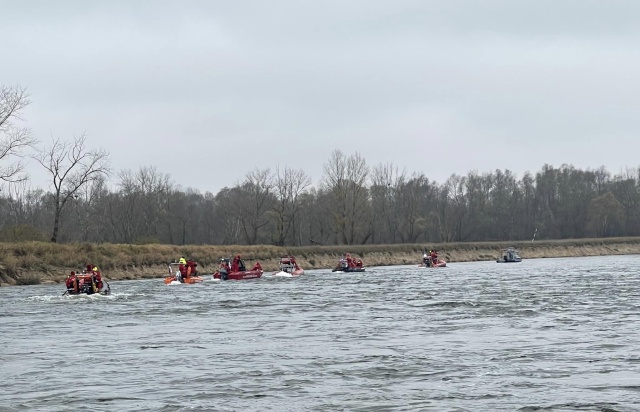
[66,271,78,293]
[178,257,188,282]
[92,266,103,290]
[231,255,241,272]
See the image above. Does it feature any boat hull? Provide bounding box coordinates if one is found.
[66,290,110,296]
[65,276,110,295]
[164,276,204,284]
[271,269,304,277]
[419,260,447,268]
[496,259,522,263]
[332,267,365,273]
[213,270,263,281]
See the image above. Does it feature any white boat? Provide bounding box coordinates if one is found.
[497,247,522,263]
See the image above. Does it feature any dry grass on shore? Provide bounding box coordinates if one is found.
[1,237,639,269]
[1,237,640,285]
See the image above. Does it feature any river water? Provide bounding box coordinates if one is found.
[1,255,640,411]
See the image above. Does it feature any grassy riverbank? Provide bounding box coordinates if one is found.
[1,237,640,286]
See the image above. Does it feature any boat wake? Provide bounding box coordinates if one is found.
[271,271,294,278]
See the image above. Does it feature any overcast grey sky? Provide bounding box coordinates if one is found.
[2,0,640,192]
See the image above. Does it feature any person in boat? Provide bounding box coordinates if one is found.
[343,253,352,268]
[231,255,241,272]
[66,271,79,293]
[430,250,438,265]
[80,264,99,293]
[178,257,188,282]
[92,266,103,291]
[355,258,363,268]
[186,259,198,277]
[291,257,301,271]
[218,259,231,280]
[222,259,231,273]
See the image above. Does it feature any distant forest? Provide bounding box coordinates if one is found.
[1,153,637,246]
[1,85,638,246]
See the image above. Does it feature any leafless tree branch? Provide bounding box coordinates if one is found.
[31,133,111,242]
[0,85,37,182]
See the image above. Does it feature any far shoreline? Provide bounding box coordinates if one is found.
[1,237,640,286]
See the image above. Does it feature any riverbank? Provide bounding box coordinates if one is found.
[1,237,640,286]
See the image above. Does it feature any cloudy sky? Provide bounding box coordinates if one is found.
[2,0,640,193]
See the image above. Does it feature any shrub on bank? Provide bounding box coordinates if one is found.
[15,274,41,285]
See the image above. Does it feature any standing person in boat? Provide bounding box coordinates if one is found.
[178,257,188,282]
[430,249,438,265]
[231,255,241,273]
[92,266,103,291]
[219,258,231,280]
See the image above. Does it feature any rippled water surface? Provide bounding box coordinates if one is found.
[2,255,640,411]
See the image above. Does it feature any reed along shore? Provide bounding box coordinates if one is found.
[1,237,640,286]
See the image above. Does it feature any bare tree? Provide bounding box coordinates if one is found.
[370,162,406,243]
[322,150,370,244]
[270,166,311,246]
[0,85,36,182]
[32,134,110,242]
[111,166,172,243]
[231,168,275,245]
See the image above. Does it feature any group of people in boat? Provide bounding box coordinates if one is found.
[65,264,107,295]
[214,254,264,280]
[334,253,364,271]
[218,255,263,274]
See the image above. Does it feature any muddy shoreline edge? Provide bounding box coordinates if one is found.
[1,238,639,286]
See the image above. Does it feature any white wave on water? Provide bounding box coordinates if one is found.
[23,292,135,303]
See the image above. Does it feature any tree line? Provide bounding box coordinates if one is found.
[1,84,637,245]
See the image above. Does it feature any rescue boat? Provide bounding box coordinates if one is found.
[64,272,111,295]
[496,247,522,263]
[164,262,204,285]
[212,257,264,281]
[271,256,304,277]
[331,254,365,272]
[418,259,447,268]
[418,252,447,268]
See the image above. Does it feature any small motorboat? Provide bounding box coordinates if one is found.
[64,270,111,295]
[418,253,447,268]
[332,254,365,272]
[164,261,204,285]
[497,247,522,263]
[271,256,304,277]
[213,255,264,281]
[418,259,447,268]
